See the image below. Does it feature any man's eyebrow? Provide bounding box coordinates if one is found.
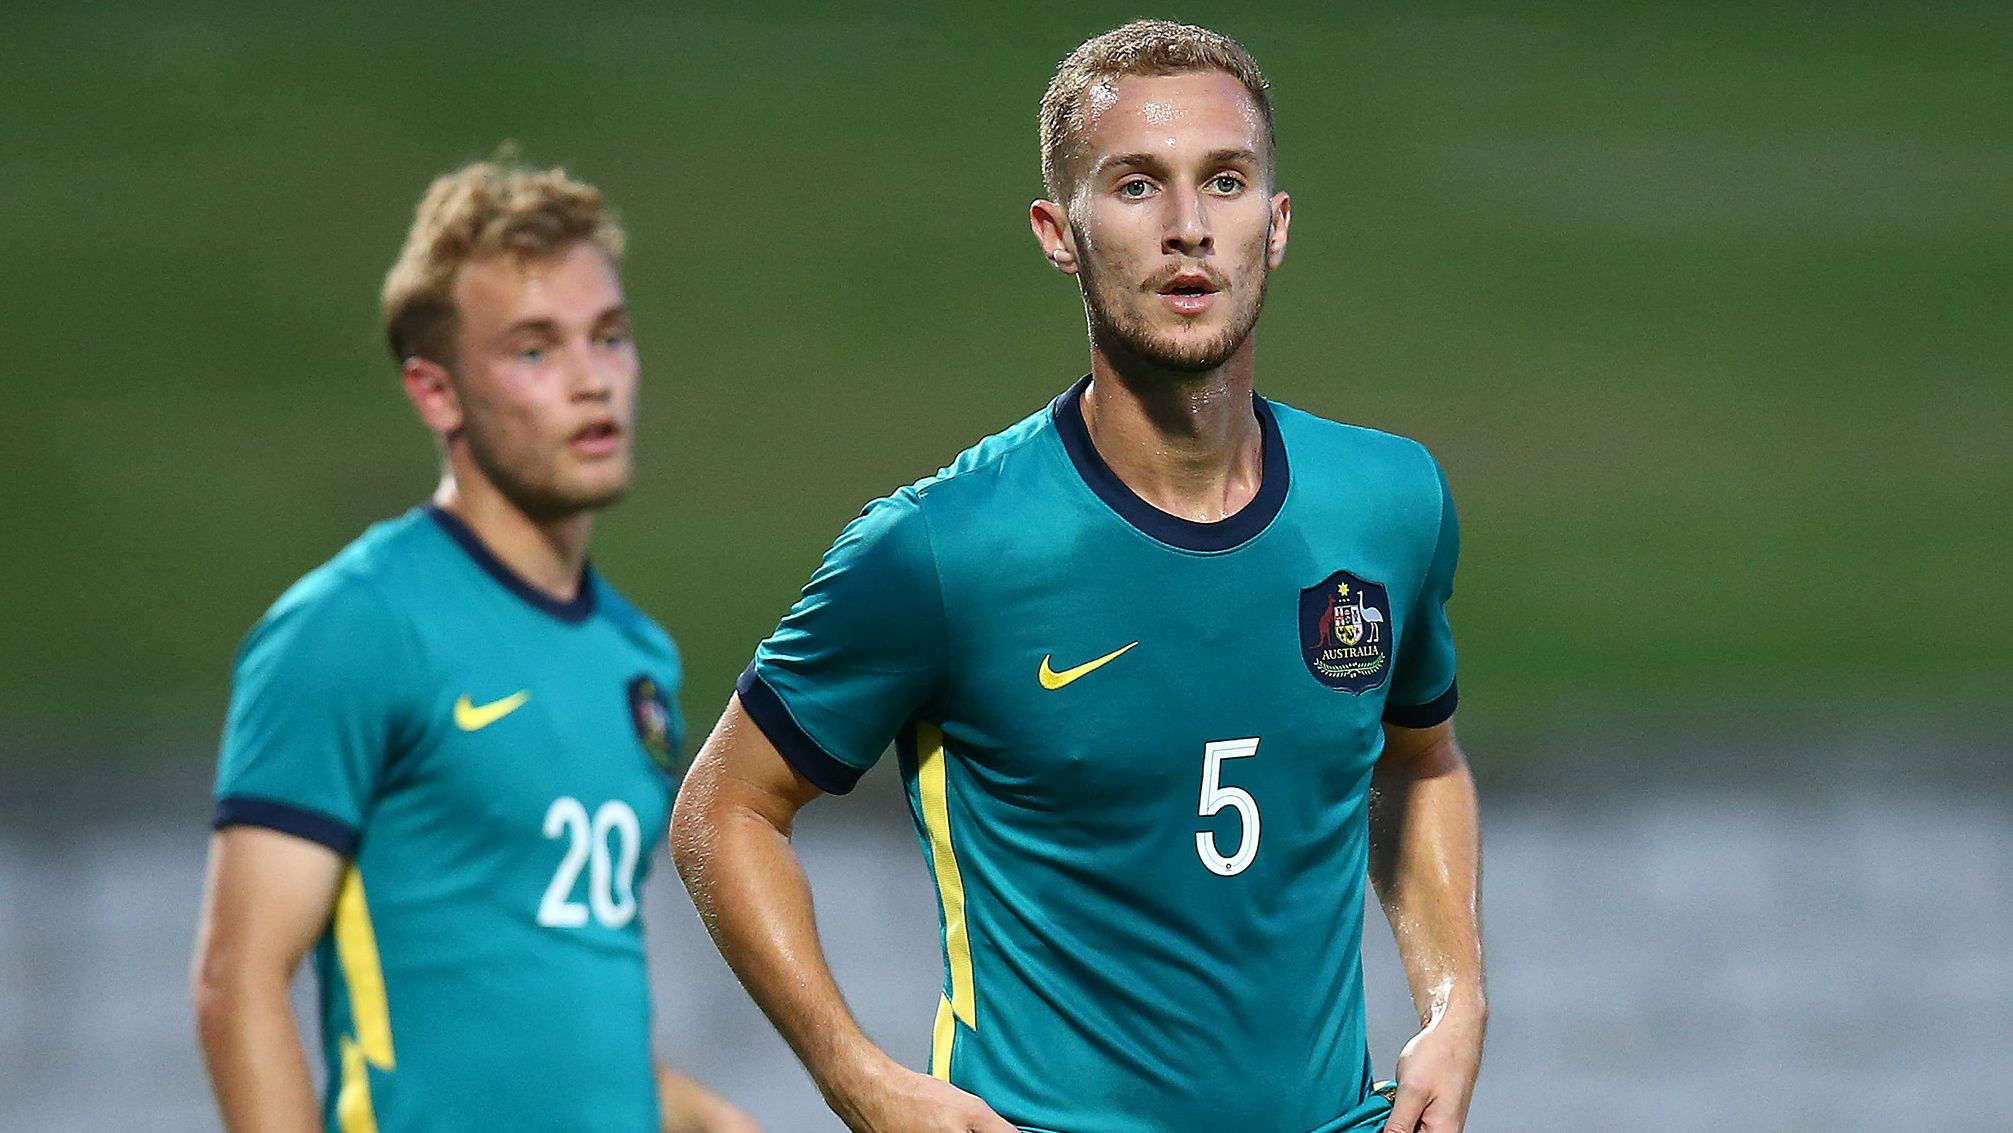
[500,317,562,338]
[1090,151,1166,178]
[497,306,628,338]
[1089,148,1263,179]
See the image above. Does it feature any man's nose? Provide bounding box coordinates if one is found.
[567,341,614,400]
[1162,185,1212,256]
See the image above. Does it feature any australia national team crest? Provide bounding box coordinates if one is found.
[626,675,676,773]
[1298,570,1393,694]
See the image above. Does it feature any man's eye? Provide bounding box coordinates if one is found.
[1211,175,1243,194]
[1118,180,1153,199]
[518,347,546,363]
[598,332,629,349]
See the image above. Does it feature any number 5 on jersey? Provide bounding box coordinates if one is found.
[1196,738,1260,876]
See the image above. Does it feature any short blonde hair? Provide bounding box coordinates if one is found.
[380,154,624,365]
[1039,20,1275,202]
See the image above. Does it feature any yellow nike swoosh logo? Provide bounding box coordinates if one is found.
[454,690,530,731]
[1038,642,1139,690]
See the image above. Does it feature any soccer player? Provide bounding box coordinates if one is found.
[191,158,757,1133]
[672,20,1486,1133]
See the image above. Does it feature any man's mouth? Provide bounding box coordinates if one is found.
[1156,271,1222,317]
[570,419,623,456]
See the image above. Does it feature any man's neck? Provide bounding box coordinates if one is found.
[1080,337,1264,524]
[431,470,592,603]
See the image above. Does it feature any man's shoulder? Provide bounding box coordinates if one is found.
[1269,398,1435,462]
[588,574,679,662]
[250,508,443,653]
[902,394,1060,508]
[782,395,1065,624]
[837,393,1062,548]
[1269,399,1445,499]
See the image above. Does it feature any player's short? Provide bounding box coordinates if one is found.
[1309,1086,1396,1133]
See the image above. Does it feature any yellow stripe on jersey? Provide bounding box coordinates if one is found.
[930,994,958,1082]
[334,866,396,1070]
[916,720,975,1066]
[336,1036,379,1133]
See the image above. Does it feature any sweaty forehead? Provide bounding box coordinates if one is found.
[1078,71,1265,159]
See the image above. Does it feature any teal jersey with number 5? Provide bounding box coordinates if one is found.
[740,378,1459,1133]
[213,506,682,1133]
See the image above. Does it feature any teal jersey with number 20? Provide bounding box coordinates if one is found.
[212,505,683,1133]
[740,378,1460,1133]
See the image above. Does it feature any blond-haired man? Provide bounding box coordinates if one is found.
[192,157,755,1133]
[673,21,1485,1133]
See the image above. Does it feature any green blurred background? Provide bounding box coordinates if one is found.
[5,0,2008,760]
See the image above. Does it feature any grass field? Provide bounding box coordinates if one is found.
[4,1,2008,750]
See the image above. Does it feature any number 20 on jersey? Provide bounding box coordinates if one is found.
[538,796,642,929]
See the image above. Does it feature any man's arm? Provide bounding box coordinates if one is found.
[192,825,346,1133]
[1369,717,1486,1133]
[670,696,1015,1133]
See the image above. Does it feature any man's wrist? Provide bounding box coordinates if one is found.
[810,1032,903,1122]
[1446,988,1488,1020]
[1420,985,1488,1033]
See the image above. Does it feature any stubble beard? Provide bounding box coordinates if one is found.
[1076,231,1271,375]
[460,410,628,523]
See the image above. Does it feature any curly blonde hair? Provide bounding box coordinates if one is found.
[1039,20,1275,203]
[381,153,624,365]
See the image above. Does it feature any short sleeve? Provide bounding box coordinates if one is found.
[212,575,415,855]
[1384,458,1460,727]
[738,493,949,795]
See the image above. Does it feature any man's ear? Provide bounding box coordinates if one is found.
[1029,199,1080,276]
[1265,191,1291,271]
[401,356,462,438]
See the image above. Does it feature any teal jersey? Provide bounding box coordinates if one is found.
[213,505,683,1133]
[741,378,1459,1133]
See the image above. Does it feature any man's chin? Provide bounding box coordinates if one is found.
[1113,327,1247,373]
[563,480,630,514]
[551,458,633,513]
[503,479,630,522]
[1084,296,1254,373]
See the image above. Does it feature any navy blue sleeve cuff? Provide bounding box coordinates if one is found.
[213,796,360,857]
[1383,678,1459,729]
[735,664,868,795]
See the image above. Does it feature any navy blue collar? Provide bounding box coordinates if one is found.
[425,504,598,623]
[1052,375,1289,552]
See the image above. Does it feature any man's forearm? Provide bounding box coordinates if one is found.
[195,975,322,1133]
[672,788,894,1123]
[1368,731,1487,1025]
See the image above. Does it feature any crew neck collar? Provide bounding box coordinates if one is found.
[424,504,597,623]
[1051,375,1288,553]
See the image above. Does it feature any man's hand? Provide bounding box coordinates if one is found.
[831,1060,1018,1133]
[656,1063,763,1133]
[1382,1001,1485,1133]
